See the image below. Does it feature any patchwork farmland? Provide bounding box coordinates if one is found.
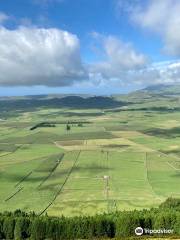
[0,93,180,217]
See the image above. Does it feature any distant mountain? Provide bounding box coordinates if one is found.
[0,95,129,111]
[141,84,180,95]
[0,94,93,100]
[115,84,180,103]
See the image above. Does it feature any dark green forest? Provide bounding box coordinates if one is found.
[0,198,179,239]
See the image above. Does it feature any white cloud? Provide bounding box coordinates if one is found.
[94,60,180,87]
[0,26,86,86]
[0,12,10,24]
[125,61,180,86]
[104,36,147,70]
[89,33,180,87]
[89,34,147,85]
[130,0,180,56]
[0,10,180,89]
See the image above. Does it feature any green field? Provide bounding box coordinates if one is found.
[0,92,180,217]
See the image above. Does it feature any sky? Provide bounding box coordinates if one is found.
[0,0,180,96]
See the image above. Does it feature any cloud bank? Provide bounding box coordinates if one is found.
[0,26,86,86]
[130,0,180,56]
[89,33,180,87]
[89,34,147,85]
[1,2,180,89]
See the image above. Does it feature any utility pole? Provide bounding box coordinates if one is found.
[107,151,109,161]
[103,175,110,199]
[103,175,110,212]
[107,151,109,169]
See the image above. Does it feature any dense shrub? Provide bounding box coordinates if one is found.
[0,198,179,239]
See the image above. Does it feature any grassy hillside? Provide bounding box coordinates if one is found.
[137,83,180,95]
[0,88,180,217]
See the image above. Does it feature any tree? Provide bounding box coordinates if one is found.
[66,124,71,131]
[3,217,15,239]
[0,218,5,240]
[14,217,30,240]
[174,213,180,235]
[31,218,46,240]
[115,212,140,237]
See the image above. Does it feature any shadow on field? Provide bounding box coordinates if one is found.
[102,144,129,148]
[107,105,180,113]
[0,130,116,144]
[171,172,180,178]
[2,172,45,183]
[61,112,105,117]
[3,169,69,188]
[37,111,104,118]
[162,149,180,156]
[38,163,113,191]
[2,156,62,185]
[0,132,62,144]
[142,126,180,138]
[73,163,113,171]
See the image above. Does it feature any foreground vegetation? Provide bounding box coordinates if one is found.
[0,198,179,239]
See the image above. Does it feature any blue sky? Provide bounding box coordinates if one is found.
[0,0,180,95]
